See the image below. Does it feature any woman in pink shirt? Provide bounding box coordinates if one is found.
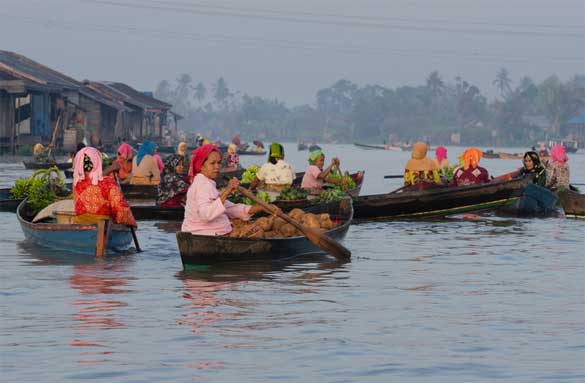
[300,150,343,195]
[181,144,275,236]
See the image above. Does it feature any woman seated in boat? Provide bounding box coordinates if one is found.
[157,154,190,208]
[517,151,547,186]
[153,146,164,174]
[181,144,276,236]
[433,146,450,171]
[452,148,490,187]
[250,143,295,200]
[546,145,570,190]
[129,141,161,185]
[177,141,188,171]
[403,142,441,190]
[222,144,240,172]
[301,150,343,195]
[103,143,134,184]
[33,143,53,163]
[253,140,265,152]
[72,147,137,227]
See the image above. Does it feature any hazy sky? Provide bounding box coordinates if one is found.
[1,0,583,105]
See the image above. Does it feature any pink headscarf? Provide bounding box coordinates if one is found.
[117,143,133,159]
[73,147,103,186]
[154,153,164,172]
[188,144,221,181]
[550,145,568,165]
[435,146,447,163]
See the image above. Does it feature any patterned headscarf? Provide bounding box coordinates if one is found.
[73,147,103,186]
[550,145,568,165]
[435,146,447,163]
[268,143,284,164]
[308,150,324,165]
[522,151,545,174]
[461,148,483,170]
[188,144,221,180]
[136,141,156,166]
[157,154,189,205]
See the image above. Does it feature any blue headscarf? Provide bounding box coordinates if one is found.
[137,141,156,166]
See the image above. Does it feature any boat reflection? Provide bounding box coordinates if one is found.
[68,259,133,365]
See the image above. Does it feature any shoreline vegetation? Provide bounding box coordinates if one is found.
[155,71,584,147]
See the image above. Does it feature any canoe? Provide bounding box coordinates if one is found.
[558,189,585,218]
[176,198,353,267]
[354,142,401,151]
[23,161,72,170]
[291,170,365,198]
[0,187,22,212]
[353,176,531,220]
[17,199,133,255]
[309,144,322,152]
[482,150,500,159]
[497,183,559,217]
[237,149,267,156]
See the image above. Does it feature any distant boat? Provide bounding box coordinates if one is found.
[298,142,308,151]
[309,144,322,152]
[353,142,401,151]
[23,161,72,170]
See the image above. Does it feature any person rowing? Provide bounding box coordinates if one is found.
[72,147,137,227]
[104,143,134,184]
[181,144,278,236]
[300,150,344,195]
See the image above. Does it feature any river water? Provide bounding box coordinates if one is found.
[1,144,584,383]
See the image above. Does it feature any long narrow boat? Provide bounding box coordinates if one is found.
[0,187,22,212]
[237,149,267,156]
[558,190,585,219]
[353,142,401,151]
[298,142,308,151]
[353,177,531,220]
[17,199,133,255]
[176,198,353,268]
[23,161,72,170]
[291,170,365,198]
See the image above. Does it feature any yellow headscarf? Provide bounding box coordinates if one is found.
[461,148,482,170]
[177,142,187,156]
[405,142,437,172]
[33,143,45,156]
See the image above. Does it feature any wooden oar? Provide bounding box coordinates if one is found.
[237,186,351,260]
[114,174,142,252]
[384,175,403,179]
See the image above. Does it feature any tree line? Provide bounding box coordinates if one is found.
[154,70,584,146]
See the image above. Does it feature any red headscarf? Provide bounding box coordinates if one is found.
[188,144,221,181]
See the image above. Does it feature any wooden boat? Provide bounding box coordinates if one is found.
[558,189,585,218]
[309,144,322,152]
[354,142,401,151]
[482,150,500,159]
[497,152,524,160]
[23,161,72,170]
[237,149,267,156]
[176,198,353,267]
[0,187,22,212]
[290,170,364,198]
[17,199,133,255]
[497,183,559,217]
[353,177,531,220]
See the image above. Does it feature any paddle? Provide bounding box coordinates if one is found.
[237,186,351,260]
[114,174,142,252]
[384,175,403,179]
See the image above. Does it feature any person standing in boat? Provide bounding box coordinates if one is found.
[72,147,137,227]
[129,141,161,185]
[546,145,570,190]
[403,142,441,189]
[104,143,134,184]
[222,143,240,172]
[452,148,490,186]
[301,150,343,195]
[157,154,190,208]
[181,144,275,236]
[249,143,295,200]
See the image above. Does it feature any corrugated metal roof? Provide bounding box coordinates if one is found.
[0,50,80,90]
[105,82,171,110]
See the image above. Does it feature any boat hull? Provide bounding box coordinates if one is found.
[558,190,585,218]
[498,183,559,217]
[0,188,22,212]
[353,177,531,220]
[176,199,353,267]
[17,200,133,255]
[23,161,72,170]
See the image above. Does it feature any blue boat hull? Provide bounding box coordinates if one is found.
[17,200,133,255]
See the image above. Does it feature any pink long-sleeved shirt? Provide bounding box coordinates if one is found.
[181,173,252,235]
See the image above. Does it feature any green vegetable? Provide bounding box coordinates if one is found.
[319,189,347,202]
[10,167,67,215]
[276,187,308,201]
[241,165,260,183]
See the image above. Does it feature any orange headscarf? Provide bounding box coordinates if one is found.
[461,148,482,170]
[405,142,437,172]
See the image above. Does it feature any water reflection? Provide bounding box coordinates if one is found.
[68,259,133,365]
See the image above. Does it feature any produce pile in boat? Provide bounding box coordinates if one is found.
[229,208,336,239]
[10,167,69,214]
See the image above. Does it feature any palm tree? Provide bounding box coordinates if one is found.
[194,82,206,105]
[493,68,512,98]
[425,70,445,99]
[212,77,231,110]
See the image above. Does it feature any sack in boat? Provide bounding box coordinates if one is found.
[32,199,74,223]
